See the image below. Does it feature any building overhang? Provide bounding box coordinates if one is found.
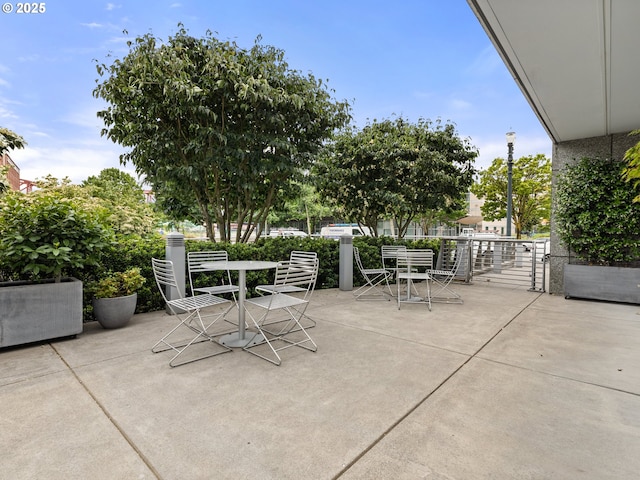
[467,0,640,144]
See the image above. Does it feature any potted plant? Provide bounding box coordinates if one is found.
[0,191,110,347]
[90,268,146,329]
[555,156,640,303]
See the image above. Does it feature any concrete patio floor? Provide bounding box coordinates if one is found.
[2,281,640,479]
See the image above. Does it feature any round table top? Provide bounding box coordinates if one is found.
[201,260,278,271]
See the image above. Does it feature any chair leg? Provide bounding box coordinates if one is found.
[261,305,316,335]
[152,310,232,367]
[243,307,317,366]
[397,278,432,311]
[430,275,463,304]
[354,272,392,301]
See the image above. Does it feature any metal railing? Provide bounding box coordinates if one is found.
[433,236,549,292]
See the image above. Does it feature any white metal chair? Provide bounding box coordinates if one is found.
[256,251,318,296]
[428,249,464,304]
[396,249,434,311]
[243,259,319,366]
[256,251,319,330]
[151,258,232,367]
[353,246,392,300]
[381,245,407,293]
[187,250,240,324]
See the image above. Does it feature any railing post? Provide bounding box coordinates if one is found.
[515,243,524,268]
[493,241,502,273]
[165,232,185,314]
[339,234,353,291]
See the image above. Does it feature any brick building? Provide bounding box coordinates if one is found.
[1,152,20,191]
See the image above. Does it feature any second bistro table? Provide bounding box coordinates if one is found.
[201,260,278,348]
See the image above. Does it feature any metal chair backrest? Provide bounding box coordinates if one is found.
[274,257,318,291]
[290,250,317,263]
[381,245,407,271]
[187,250,229,273]
[288,251,319,291]
[397,249,434,272]
[353,247,367,273]
[152,258,184,302]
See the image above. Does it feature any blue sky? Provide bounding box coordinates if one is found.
[1,0,551,184]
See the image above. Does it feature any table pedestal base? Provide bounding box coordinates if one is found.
[404,296,424,302]
[219,332,265,348]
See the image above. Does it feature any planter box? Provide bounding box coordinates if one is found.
[563,264,640,304]
[0,277,83,348]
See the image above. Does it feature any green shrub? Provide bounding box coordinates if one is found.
[0,193,111,282]
[89,267,146,298]
[555,157,640,265]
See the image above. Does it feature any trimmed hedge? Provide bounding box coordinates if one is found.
[77,234,440,321]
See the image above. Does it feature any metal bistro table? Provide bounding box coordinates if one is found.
[202,260,278,348]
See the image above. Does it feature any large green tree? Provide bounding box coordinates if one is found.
[471,154,551,239]
[315,117,477,237]
[82,168,157,236]
[94,26,350,242]
[267,179,333,234]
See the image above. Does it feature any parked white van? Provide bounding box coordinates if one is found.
[268,228,308,238]
[320,224,372,240]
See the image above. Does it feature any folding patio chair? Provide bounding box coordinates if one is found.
[428,249,464,304]
[187,250,240,324]
[243,259,319,366]
[151,258,232,367]
[353,246,392,300]
[396,249,434,311]
[381,245,407,293]
[256,251,318,296]
[256,250,319,330]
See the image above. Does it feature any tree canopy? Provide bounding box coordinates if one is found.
[471,153,551,238]
[314,117,477,237]
[0,127,26,156]
[82,168,156,236]
[94,26,351,242]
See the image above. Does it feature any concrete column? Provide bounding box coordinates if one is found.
[339,235,353,291]
[165,232,185,313]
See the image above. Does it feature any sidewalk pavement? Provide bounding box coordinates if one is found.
[2,281,640,479]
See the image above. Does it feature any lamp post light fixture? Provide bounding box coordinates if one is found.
[505,131,516,237]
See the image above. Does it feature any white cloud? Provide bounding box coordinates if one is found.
[10,143,134,184]
[60,102,106,130]
[0,105,18,119]
[412,90,435,101]
[450,98,473,111]
[466,45,504,77]
[106,3,121,11]
[18,54,40,63]
[81,22,104,29]
[472,133,553,171]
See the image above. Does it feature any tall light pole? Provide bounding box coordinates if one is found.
[505,131,516,237]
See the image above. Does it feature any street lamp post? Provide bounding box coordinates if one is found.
[505,131,516,237]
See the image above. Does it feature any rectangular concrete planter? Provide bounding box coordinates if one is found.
[563,264,640,305]
[0,277,83,348]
